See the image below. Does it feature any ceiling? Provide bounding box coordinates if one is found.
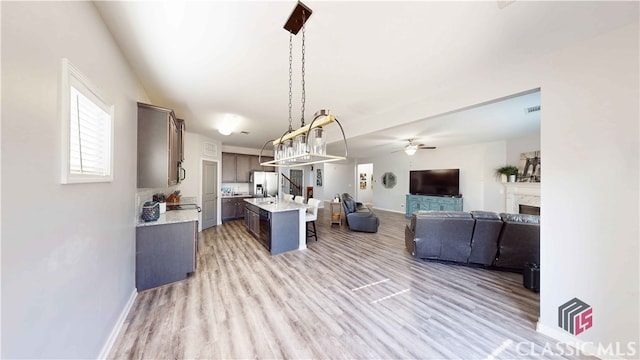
[94,1,637,158]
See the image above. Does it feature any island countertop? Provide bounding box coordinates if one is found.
[243,198,307,213]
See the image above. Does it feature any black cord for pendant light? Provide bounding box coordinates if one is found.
[288,32,293,133]
[300,10,306,127]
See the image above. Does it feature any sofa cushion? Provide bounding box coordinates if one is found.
[470,211,501,220]
[468,211,503,266]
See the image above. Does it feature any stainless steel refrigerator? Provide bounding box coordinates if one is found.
[250,171,279,197]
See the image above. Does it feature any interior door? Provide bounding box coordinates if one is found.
[202,160,218,230]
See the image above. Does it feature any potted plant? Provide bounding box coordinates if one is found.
[496,165,519,182]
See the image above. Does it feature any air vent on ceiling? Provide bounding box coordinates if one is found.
[524,105,541,114]
[240,131,250,135]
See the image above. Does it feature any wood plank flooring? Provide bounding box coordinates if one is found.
[109,208,592,359]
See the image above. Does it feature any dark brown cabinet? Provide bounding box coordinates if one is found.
[221,153,237,182]
[137,102,183,188]
[221,153,251,183]
[249,156,261,173]
[177,119,185,162]
[261,156,274,171]
[222,152,275,182]
[222,196,250,222]
[235,155,251,182]
[245,204,260,238]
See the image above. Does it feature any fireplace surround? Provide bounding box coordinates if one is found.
[505,183,540,214]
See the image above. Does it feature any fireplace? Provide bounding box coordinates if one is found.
[505,183,540,214]
[519,204,540,216]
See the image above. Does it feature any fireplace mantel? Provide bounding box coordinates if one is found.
[504,182,540,214]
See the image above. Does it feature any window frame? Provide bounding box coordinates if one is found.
[60,58,114,184]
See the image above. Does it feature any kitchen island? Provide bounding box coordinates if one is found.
[243,198,307,255]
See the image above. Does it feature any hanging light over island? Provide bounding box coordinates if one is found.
[259,1,348,168]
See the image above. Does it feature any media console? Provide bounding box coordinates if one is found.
[405,194,463,217]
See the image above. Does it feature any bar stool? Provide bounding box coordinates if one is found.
[306,199,321,241]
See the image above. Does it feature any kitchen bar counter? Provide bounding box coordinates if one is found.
[243,198,307,254]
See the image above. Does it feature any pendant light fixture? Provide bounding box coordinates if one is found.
[260,1,348,168]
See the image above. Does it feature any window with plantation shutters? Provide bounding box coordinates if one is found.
[61,59,114,184]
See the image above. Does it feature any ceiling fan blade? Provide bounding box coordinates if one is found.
[416,143,436,149]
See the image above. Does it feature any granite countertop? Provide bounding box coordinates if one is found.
[243,197,307,213]
[221,193,252,198]
[136,208,199,227]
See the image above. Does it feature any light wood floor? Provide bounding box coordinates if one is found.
[109,208,591,359]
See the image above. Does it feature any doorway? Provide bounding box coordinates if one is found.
[356,163,373,204]
[202,160,218,230]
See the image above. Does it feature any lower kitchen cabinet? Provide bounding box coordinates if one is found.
[136,220,198,291]
[222,196,250,222]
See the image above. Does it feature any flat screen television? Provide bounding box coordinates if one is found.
[410,169,460,197]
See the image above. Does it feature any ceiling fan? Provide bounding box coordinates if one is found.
[394,139,436,155]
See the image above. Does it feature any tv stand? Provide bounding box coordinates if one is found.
[405,194,463,217]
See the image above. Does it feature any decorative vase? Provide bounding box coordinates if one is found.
[508,174,517,182]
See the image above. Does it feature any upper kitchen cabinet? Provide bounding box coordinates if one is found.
[177,119,185,162]
[221,153,251,182]
[260,156,274,171]
[137,102,184,188]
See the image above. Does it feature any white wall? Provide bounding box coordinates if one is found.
[359,20,639,356]
[506,133,541,166]
[180,132,222,227]
[1,2,147,358]
[323,162,356,201]
[535,22,639,352]
[361,141,507,213]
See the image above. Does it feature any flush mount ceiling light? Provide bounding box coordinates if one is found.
[218,114,240,136]
[260,1,348,168]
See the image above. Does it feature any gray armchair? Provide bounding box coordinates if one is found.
[341,193,379,233]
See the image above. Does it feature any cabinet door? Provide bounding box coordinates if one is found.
[168,116,179,185]
[261,156,274,171]
[235,155,251,182]
[221,153,237,182]
[249,155,261,172]
[236,198,248,219]
[250,211,260,237]
[221,198,235,221]
[177,119,185,162]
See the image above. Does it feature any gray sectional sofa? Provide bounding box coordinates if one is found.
[405,210,540,272]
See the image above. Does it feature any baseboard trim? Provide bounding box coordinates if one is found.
[371,206,405,214]
[537,321,620,360]
[98,288,137,359]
